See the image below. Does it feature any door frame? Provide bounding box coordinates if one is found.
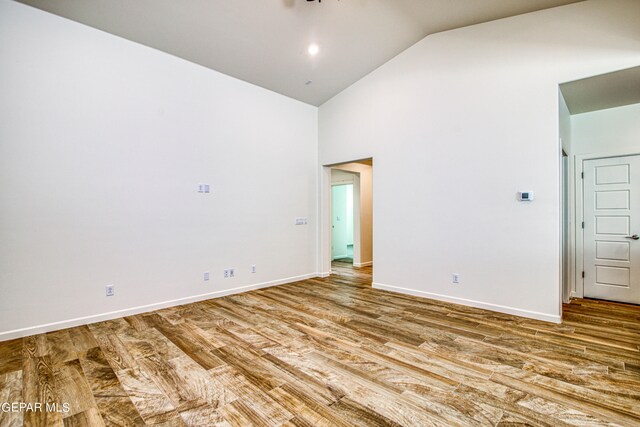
[573,149,640,299]
[320,159,373,276]
[561,149,569,304]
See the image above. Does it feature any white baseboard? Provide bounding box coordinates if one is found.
[0,273,320,342]
[317,271,332,278]
[372,282,561,324]
[353,261,373,267]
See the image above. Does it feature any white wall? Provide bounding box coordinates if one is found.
[559,92,572,304]
[0,1,318,339]
[319,0,640,322]
[559,93,572,156]
[331,169,356,185]
[571,103,640,156]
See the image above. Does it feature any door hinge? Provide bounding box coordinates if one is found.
[582,271,585,278]
[581,172,584,179]
[582,221,584,229]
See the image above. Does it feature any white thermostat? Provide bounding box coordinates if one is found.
[518,191,534,201]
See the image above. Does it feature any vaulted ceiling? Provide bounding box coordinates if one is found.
[17,0,583,106]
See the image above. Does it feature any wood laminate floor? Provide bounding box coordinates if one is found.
[1,263,640,426]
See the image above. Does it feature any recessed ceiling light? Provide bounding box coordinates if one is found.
[307,44,319,56]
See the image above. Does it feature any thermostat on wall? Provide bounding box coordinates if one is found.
[518,191,534,201]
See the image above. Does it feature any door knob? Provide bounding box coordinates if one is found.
[626,234,640,240]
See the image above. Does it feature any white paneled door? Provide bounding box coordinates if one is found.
[584,155,640,304]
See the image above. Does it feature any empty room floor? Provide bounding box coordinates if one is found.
[1,264,639,426]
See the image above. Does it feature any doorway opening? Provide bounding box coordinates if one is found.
[321,159,373,283]
[331,182,354,263]
[559,66,640,314]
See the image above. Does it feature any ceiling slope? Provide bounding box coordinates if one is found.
[561,66,640,114]
[16,0,582,105]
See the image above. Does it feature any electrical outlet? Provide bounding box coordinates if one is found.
[452,274,460,284]
[224,269,229,278]
[229,268,235,278]
[105,284,114,297]
[251,265,256,274]
[204,271,210,281]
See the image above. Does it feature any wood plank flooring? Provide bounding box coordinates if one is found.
[1,262,640,426]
